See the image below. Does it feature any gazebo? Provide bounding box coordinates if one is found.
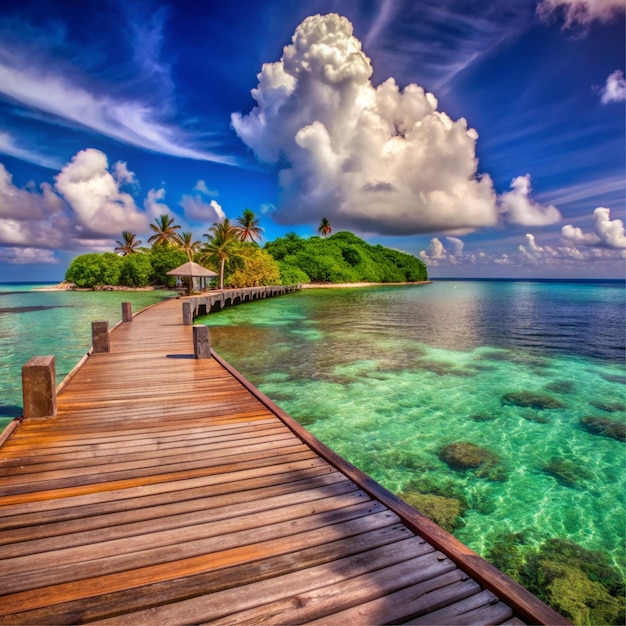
[166,262,218,294]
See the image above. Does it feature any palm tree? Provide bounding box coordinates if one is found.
[318,217,332,238]
[148,214,181,247]
[199,218,239,290]
[234,208,264,243]
[114,231,142,256]
[175,231,201,262]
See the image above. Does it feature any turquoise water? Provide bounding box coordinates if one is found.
[0,284,175,427]
[196,281,626,577]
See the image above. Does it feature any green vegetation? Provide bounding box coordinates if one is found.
[65,211,427,289]
[487,533,625,626]
[264,230,427,284]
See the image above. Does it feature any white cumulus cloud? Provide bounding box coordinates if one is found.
[499,174,562,226]
[419,236,465,265]
[144,187,171,219]
[537,0,625,26]
[598,69,626,104]
[180,195,225,223]
[55,148,148,236]
[193,179,218,196]
[562,207,626,248]
[232,13,498,236]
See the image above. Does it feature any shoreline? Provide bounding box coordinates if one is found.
[35,281,432,292]
[301,280,432,289]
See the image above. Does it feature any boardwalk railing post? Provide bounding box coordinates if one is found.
[92,321,110,353]
[193,324,211,359]
[182,301,193,325]
[22,356,56,418]
[122,301,133,322]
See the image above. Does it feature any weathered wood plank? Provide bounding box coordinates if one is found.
[0,510,401,615]
[0,479,360,558]
[407,588,510,625]
[0,471,350,547]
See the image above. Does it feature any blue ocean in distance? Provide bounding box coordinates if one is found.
[196,279,626,578]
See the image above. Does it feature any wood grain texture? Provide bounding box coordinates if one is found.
[0,296,570,625]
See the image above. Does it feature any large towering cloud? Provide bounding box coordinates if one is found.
[232,13,498,236]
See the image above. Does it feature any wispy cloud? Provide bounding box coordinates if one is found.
[0,131,63,169]
[361,0,532,93]
[537,0,626,28]
[0,57,233,163]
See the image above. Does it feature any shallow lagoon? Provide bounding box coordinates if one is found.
[197,280,626,576]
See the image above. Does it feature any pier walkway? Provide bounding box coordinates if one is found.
[0,296,569,625]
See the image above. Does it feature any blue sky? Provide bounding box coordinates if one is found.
[0,0,624,281]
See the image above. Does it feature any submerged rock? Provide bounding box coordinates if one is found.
[469,412,497,422]
[521,412,550,424]
[542,457,592,487]
[487,534,626,626]
[399,491,464,533]
[590,400,626,413]
[438,442,506,480]
[502,390,566,410]
[544,380,575,394]
[580,416,626,442]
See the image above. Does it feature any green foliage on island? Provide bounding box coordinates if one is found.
[65,214,428,289]
[65,248,188,288]
[264,231,428,284]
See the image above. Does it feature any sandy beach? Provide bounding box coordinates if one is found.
[300,281,432,289]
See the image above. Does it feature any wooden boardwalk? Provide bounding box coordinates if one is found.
[0,296,569,625]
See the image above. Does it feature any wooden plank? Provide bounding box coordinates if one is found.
[304,572,481,626]
[0,510,401,615]
[0,449,318,507]
[91,536,435,626]
[0,458,332,524]
[0,479,360,558]
[0,520,413,624]
[0,500,393,595]
[407,588,510,625]
[0,471,351,547]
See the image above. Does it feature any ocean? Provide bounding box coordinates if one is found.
[194,279,626,580]
[1,279,624,596]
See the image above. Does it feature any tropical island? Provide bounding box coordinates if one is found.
[63,210,428,290]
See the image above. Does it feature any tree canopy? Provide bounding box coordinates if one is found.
[65,228,427,289]
[264,231,427,284]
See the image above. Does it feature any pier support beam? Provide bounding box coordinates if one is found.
[182,301,193,325]
[193,325,211,359]
[122,301,133,322]
[92,321,110,353]
[22,356,56,418]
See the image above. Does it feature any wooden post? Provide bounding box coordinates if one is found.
[193,325,211,359]
[182,301,193,325]
[92,321,110,353]
[22,356,56,418]
[122,301,133,322]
